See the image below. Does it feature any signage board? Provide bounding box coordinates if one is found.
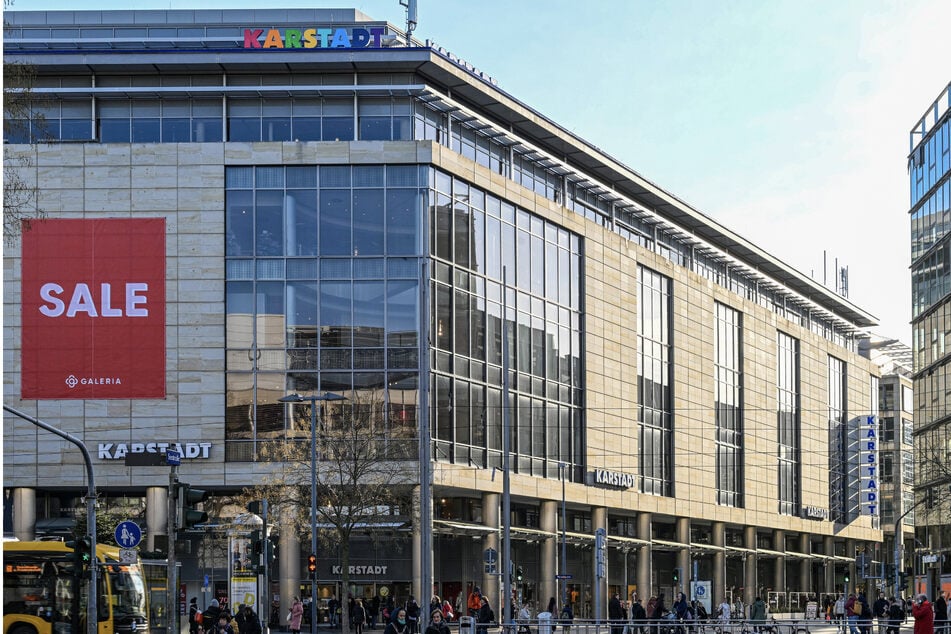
[115,521,142,548]
[230,576,258,610]
[859,415,879,516]
[166,449,181,466]
[119,548,138,564]
[21,218,166,399]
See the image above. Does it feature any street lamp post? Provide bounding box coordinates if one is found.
[558,463,568,610]
[279,392,347,631]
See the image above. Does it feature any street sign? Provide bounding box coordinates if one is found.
[119,548,138,564]
[484,548,497,563]
[922,554,938,564]
[115,521,142,548]
[555,574,573,580]
[166,449,181,466]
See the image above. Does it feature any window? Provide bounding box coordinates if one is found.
[715,303,743,507]
[638,266,672,497]
[777,333,801,516]
[828,356,847,522]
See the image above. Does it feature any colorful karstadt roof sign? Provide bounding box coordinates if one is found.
[243,26,387,49]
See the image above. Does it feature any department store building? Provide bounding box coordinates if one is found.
[3,8,884,620]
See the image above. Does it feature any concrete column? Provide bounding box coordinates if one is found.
[145,486,167,552]
[712,522,726,604]
[280,504,301,626]
[413,485,423,603]
[12,488,36,542]
[637,512,652,600]
[482,492,500,603]
[823,537,836,594]
[800,534,811,593]
[744,526,757,605]
[773,529,785,597]
[676,517,691,596]
[540,500,558,607]
[592,506,608,620]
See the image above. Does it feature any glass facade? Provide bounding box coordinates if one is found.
[777,331,801,516]
[637,266,672,496]
[429,169,585,479]
[714,302,743,507]
[828,356,847,523]
[224,164,426,461]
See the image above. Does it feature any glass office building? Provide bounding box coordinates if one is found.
[908,81,951,596]
[4,9,885,620]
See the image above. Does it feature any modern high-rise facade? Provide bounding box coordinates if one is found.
[909,81,951,597]
[4,9,884,623]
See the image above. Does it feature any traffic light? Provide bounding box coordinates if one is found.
[177,482,209,530]
[672,568,681,585]
[307,554,317,579]
[516,566,523,582]
[844,571,850,584]
[66,536,92,572]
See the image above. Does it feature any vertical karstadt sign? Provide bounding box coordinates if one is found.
[21,218,166,399]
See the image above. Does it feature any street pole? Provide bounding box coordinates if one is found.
[501,267,512,628]
[559,463,567,610]
[279,392,346,633]
[893,494,929,597]
[168,463,179,634]
[4,405,99,634]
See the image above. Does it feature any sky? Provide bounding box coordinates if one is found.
[9,0,951,343]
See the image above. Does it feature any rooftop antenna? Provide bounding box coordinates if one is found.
[399,0,417,46]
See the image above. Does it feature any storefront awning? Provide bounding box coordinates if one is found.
[690,542,725,552]
[432,520,495,536]
[754,548,786,558]
[651,539,689,551]
[511,526,555,542]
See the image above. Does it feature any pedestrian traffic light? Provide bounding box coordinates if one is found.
[66,536,92,572]
[672,568,681,584]
[307,554,317,579]
[844,571,850,583]
[176,482,209,530]
[517,566,523,582]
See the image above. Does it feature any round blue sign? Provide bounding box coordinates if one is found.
[115,521,142,548]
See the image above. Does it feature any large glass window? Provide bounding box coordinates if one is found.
[638,266,672,496]
[224,164,425,461]
[828,356,847,523]
[715,303,743,507]
[428,169,583,479]
[777,332,801,516]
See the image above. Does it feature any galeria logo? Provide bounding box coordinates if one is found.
[65,374,122,388]
[65,375,79,388]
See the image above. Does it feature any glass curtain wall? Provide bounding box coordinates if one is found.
[428,168,584,480]
[637,266,672,496]
[224,164,426,461]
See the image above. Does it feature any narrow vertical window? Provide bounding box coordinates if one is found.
[637,266,672,496]
[715,303,743,507]
[777,332,800,515]
[828,355,847,522]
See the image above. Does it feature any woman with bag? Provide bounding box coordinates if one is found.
[289,597,304,634]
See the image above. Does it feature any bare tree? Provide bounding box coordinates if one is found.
[916,423,951,522]
[240,389,418,634]
[3,5,45,244]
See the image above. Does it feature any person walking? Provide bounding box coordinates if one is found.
[517,602,533,634]
[631,598,647,634]
[749,597,767,634]
[239,606,262,634]
[887,598,904,634]
[477,596,496,634]
[425,610,450,634]
[469,587,483,618]
[912,594,934,634]
[934,592,948,634]
[834,596,847,634]
[290,596,304,634]
[845,594,860,634]
[189,598,202,634]
[353,599,368,634]
[608,592,624,634]
[716,598,731,634]
[406,597,421,634]
[560,601,574,634]
[385,608,411,634]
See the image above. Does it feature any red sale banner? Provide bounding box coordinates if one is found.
[21,218,166,399]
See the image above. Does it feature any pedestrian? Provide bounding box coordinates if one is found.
[835,595,847,632]
[912,594,934,634]
[518,602,533,634]
[858,592,872,634]
[846,594,860,634]
[717,598,732,634]
[478,596,496,634]
[385,608,411,634]
[469,587,483,618]
[653,595,668,634]
[426,609,451,634]
[290,596,304,634]
[329,596,339,628]
[406,596,421,634]
[560,601,574,634]
[673,594,690,622]
[887,597,904,634]
[204,599,222,634]
[217,614,236,634]
[442,598,455,622]
[370,596,381,629]
[353,599,368,634]
[430,597,442,621]
[240,606,262,634]
[189,598,202,634]
[631,598,647,634]
[750,597,767,634]
[935,592,948,634]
